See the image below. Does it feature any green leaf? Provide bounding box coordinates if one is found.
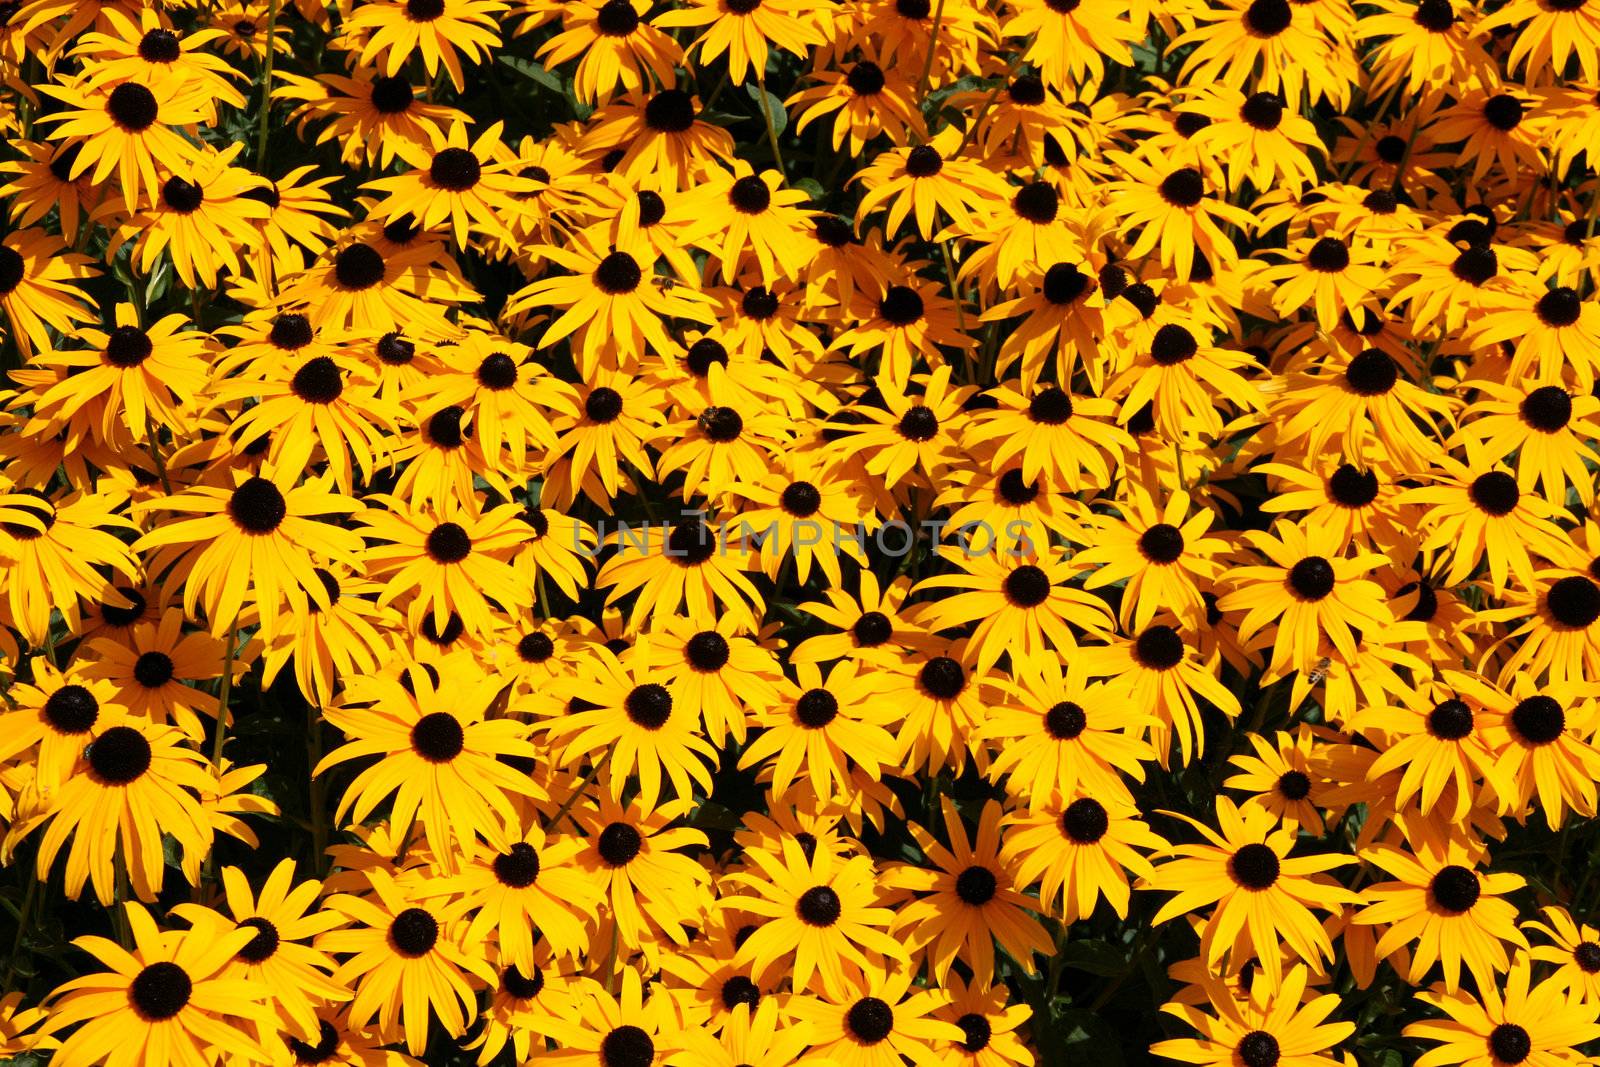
[1057,939,1127,977]
[746,84,787,138]
[794,177,825,203]
[498,55,564,96]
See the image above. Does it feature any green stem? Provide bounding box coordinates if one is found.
[915,0,948,106]
[308,704,329,877]
[200,626,239,892]
[755,72,786,176]
[254,0,283,169]
[146,414,172,496]
[547,747,613,833]
[2,876,37,992]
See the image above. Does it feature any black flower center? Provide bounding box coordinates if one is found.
[1286,556,1334,601]
[846,61,885,95]
[1135,625,1185,669]
[291,356,343,404]
[267,314,313,352]
[1468,471,1518,516]
[780,480,822,516]
[132,651,174,689]
[585,386,624,423]
[897,404,940,441]
[1173,112,1212,137]
[43,684,98,733]
[89,726,151,783]
[1045,701,1087,740]
[129,961,191,1020]
[107,82,159,131]
[497,964,544,1001]
[1061,797,1109,842]
[1515,385,1572,436]
[517,632,554,665]
[1159,167,1205,207]
[1240,92,1285,130]
[229,477,287,534]
[1451,246,1499,285]
[287,1019,340,1064]
[596,0,640,34]
[425,522,472,563]
[729,176,772,214]
[1230,843,1280,889]
[1395,581,1439,622]
[369,75,414,114]
[685,631,730,671]
[1413,0,1455,29]
[920,656,966,699]
[100,587,147,627]
[1362,189,1398,214]
[1238,1031,1281,1067]
[102,325,154,367]
[1328,465,1379,507]
[741,286,779,319]
[598,822,642,866]
[1548,576,1600,627]
[376,332,414,364]
[1151,324,1199,365]
[685,338,728,377]
[493,842,542,888]
[1345,348,1398,395]
[235,916,280,963]
[998,468,1040,504]
[699,405,744,442]
[1511,695,1565,745]
[1042,262,1091,305]
[905,144,943,177]
[333,243,386,290]
[1012,181,1059,223]
[645,88,696,132]
[1306,236,1350,272]
[1277,770,1312,800]
[1008,74,1046,105]
[720,975,761,1010]
[411,712,465,762]
[1028,387,1073,425]
[853,611,892,646]
[1483,94,1524,131]
[846,997,895,1044]
[957,1014,992,1052]
[879,285,924,326]
[797,885,842,926]
[666,519,718,565]
[161,176,203,214]
[955,865,998,905]
[1487,1024,1530,1065]
[795,688,839,727]
[428,406,467,448]
[1427,698,1475,739]
[595,251,643,294]
[389,907,439,957]
[1244,0,1291,33]
[139,28,182,62]
[406,0,445,18]
[625,683,673,729]
[1535,287,1582,327]
[1431,865,1481,912]
[1575,942,1600,972]
[1001,565,1051,607]
[476,353,520,391]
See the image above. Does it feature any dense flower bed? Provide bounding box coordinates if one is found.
[4,0,1600,1064]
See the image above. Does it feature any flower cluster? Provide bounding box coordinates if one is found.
[5,0,1600,1065]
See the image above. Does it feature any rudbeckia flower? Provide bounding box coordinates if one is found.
[342,0,509,92]
[40,902,269,1064]
[1146,797,1358,987]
